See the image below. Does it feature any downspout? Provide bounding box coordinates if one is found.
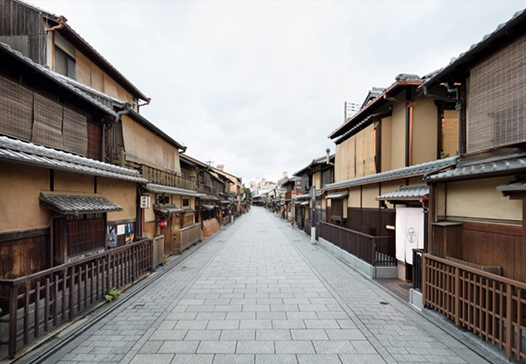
[137,98,151,113]
[114,105,131,166]
[45,16,68,72]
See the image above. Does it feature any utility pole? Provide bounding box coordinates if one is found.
[310,186,316,244]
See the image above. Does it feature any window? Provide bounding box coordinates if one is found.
[440,109,458,158]
[55,46,76,80]
[66,213,105,256]
[467,33,526,153]
[183,198,190,207]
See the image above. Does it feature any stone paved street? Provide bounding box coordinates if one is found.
[42,207,490,364]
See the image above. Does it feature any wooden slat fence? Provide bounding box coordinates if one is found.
[180,223,201,252]
[0,238,152,359]
[319,222,396,266]
[423,254,526,362]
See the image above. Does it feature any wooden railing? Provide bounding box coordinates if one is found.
[423,254,526,362]
[141,165,196,191]
[180,223,201,252]
[319,222,396,266]
[0,238,152,359]
[197,185,217,196]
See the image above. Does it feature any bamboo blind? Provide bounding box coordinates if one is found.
[442,109,458,157]
[63,108,88,156]
[32,93,65,150]
[0,76,33,141]
[467,33,526,153]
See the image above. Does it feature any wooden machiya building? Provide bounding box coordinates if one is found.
[416,9,526,361]
[321,74,459,281]
[293,154,334,235]
[0,42,154,359]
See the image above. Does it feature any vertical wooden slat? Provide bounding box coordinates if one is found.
[506,283,514,358]
[23,285,29,344]
[516,289,522,357]
[44,278,50,332]
[8,285,18,358]
[69,266,75,321]
[34,281,40,338]
[53,274,58,326]
[455,266,461,327]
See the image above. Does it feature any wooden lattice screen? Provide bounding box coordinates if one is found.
[467,33,526,153]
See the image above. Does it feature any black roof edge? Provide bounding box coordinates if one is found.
[422,9,526,90]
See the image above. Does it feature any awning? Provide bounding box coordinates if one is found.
[145,183,198,197]
[295,191,322,200]
[200,204,216,210]
[197,194,220,201]
[184,209,196,213]
[326,191,348,200]
[497,180,526,197]
[376,185,429,201]
[298,201,309,206]
[220,200,231,204]
[154,204,185,215]
[39,193,122,215]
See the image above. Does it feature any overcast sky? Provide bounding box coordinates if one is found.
[29,0,526,185]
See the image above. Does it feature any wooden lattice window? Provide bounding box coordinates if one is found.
[467,33,526,153]
[66,213,105,257]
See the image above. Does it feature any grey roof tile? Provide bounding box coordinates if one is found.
[425,153,526,182]
[0,42,117,117]
[422,9,526,89]
[145,183,198,197]
[154,204,185,215]
[325,157,458,191]
[377,185,429,200]
[39,193,122,215]
[0,135,147,183]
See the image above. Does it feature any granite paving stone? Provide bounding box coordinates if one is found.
[42,208,493,364]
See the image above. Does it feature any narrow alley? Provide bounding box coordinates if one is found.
[31,208,488,364]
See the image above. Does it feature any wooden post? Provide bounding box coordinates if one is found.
[506,283,513,359]
[455,266,461,327]
[8,285,18,358]
[422,254,427,306]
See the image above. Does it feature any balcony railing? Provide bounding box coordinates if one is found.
[141,165,196,191]
[319,222,396,266]
[423,254,526,362]
[0,238,152,359]
[197,185,217,196]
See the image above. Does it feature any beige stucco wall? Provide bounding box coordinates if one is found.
[362,184,380,208]
[54,170,94,193]
[445,176,522,222]
[121,115,182,174]
[144,192,155,223]
[412,98,438,165]
[0,162,49,232]
[348,187,361,208]
[312,171,321,189]
[98,178,136,222]
[390,103,406,170]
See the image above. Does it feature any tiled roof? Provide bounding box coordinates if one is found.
[197,194,220,201]
[200,204,216,210]
[295,191,322,200]
[424,153,526,182]
[145,183,198,197]
[0,135,147,183]
[376,185,429,200]
[293,155,334,176]
[326,191,348,199]
[325,157,458,191]
[154,204,185,215]
[422,9,526,89]
[0,42,117,118]
[497,181,526,195]
[12,1,149,101]
[39,193,122,215]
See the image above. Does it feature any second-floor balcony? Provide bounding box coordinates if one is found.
[197,184,217,196]
[141,165,197,191]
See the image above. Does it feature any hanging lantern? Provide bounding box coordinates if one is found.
[158,220,167,229]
